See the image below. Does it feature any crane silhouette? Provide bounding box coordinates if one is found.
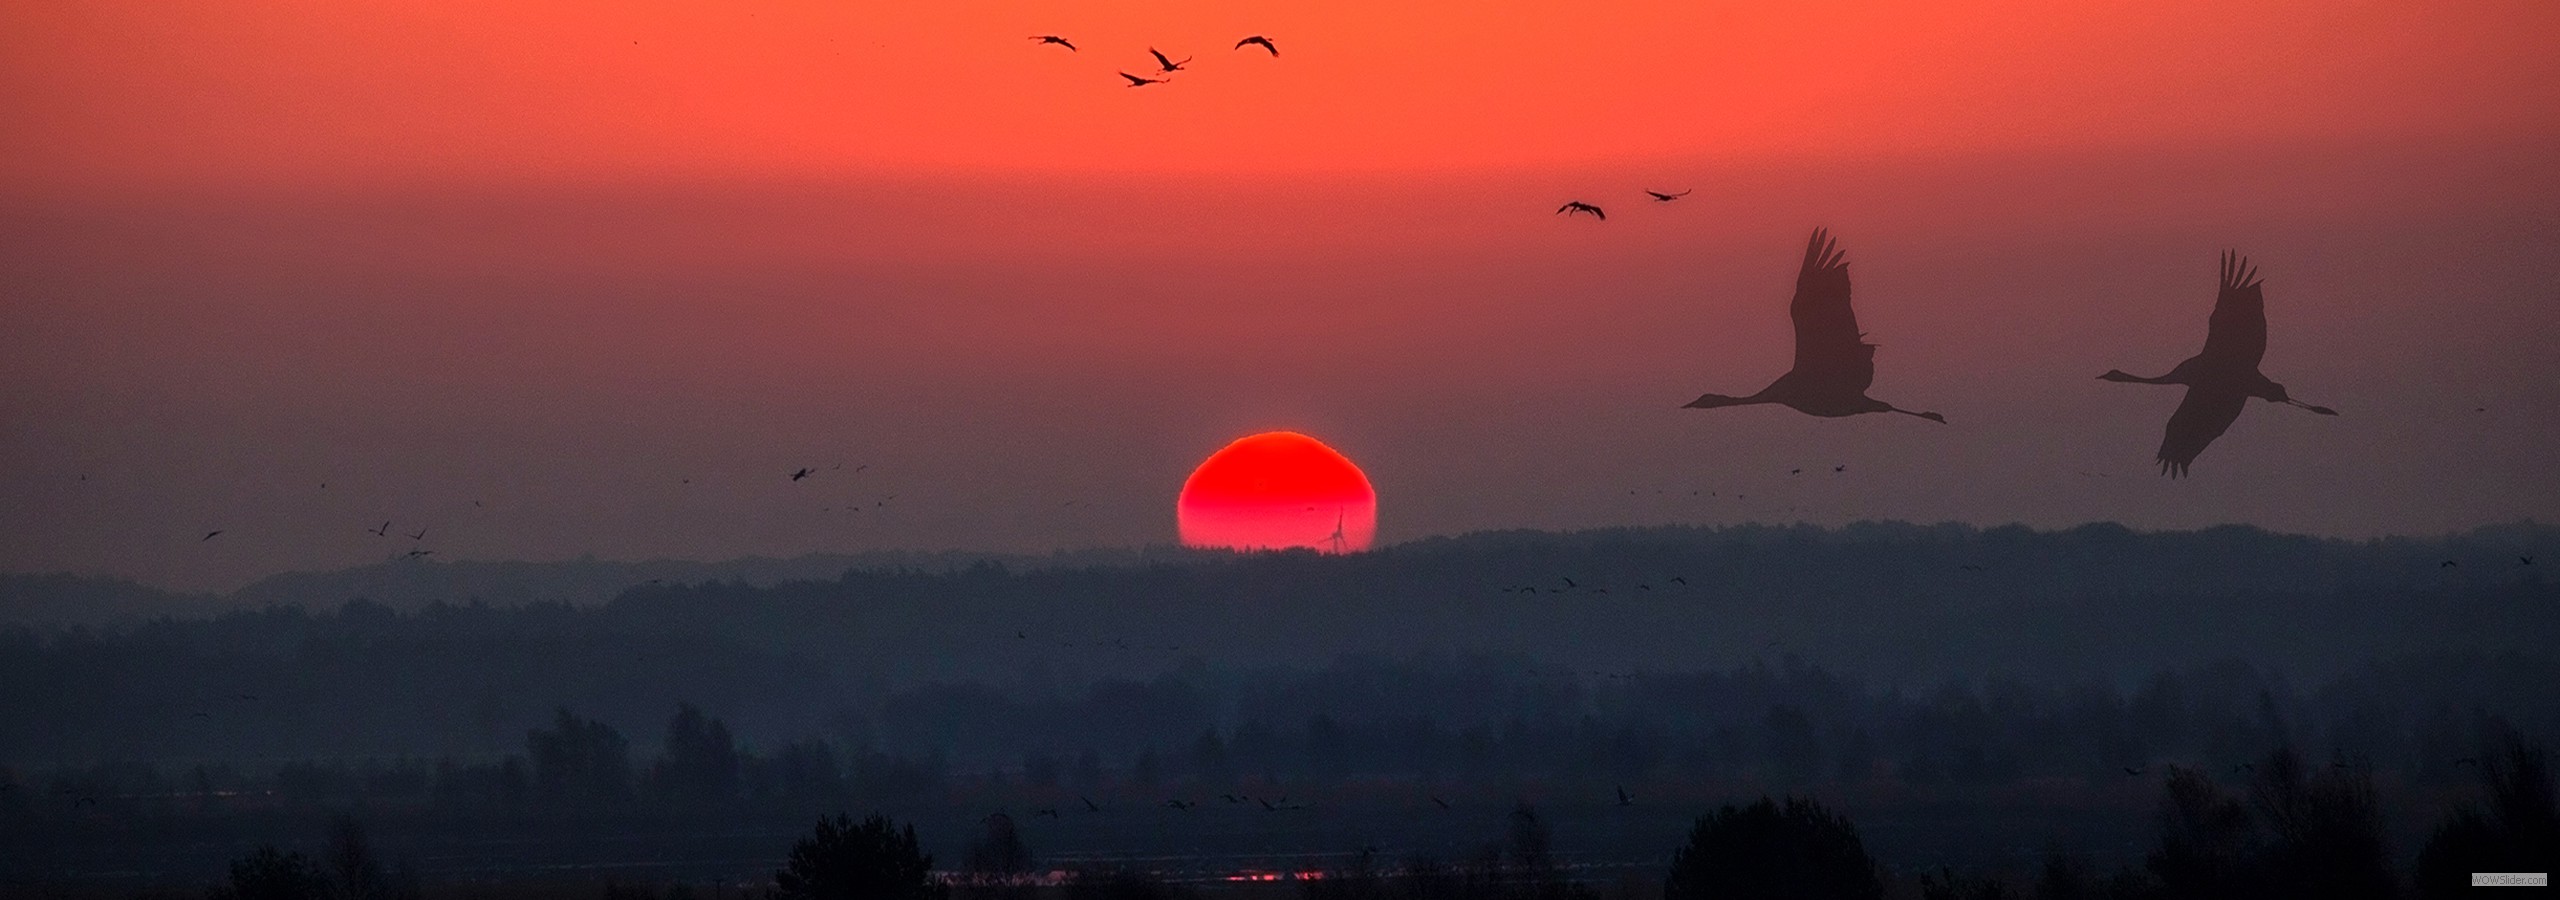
[1645,189,1691,202]
[2099,251,2337,477]
[1029,35,1076,51]
[1119,71,1170,87]
[1682,229,1946,423]
[1556,201,1605,220]
[1235,35,1278,56]
[1147,48,1191,72]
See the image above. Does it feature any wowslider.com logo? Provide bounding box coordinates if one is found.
[2472,873,2548,887]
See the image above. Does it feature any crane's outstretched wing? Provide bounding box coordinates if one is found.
[1788,228,1872,391]
[2156,385,2247,477]
[2200,250,2267,369]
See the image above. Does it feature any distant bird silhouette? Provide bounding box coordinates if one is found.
[1833,465,1847,472]
[1645,189,1691,202]
[2522,556,2534,566]
[1556,201,1605,220]
[1430,795,1451,810]
[1235,35,1278,56]
[1147,48,1190,72]
[1221,794,1245,804]
[1683,229,1946,423]
[1118,71,1170,87]
[408,526,427,541]
[2123,766,2146,776]
[368,521,391,537]
[1164,799,1195,810]
[1615,785,1634,806]
[1029,35,1077,51]
[1081,796,1101,812]
[1560,577,1577,588]
[2100,252,2337,477]
[202,530,222,541]
[2442,560,2458,568]
[1669,576,1687,585]
[1035,807,1060,818]
[791,468,813,481]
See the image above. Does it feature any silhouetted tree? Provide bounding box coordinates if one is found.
[958,813,1036,900]
[2244,748,2394,899]
[2033,850,2106,900]
[211,845,326,900]
[2146,766,2258,899]
[772,813,943,900]
[655,703,741,805]
[527,707,632,808]
[1918,867,2016,900]
[321,814,413,900]
[1506,803,1554,886]
[1661,796,1882,900]
[2415,733,2559,898]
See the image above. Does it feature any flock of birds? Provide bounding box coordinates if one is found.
[1026,31,1280,88]
[1655,229,2338,478]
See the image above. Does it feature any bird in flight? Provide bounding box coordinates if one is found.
[1081,796,1101,812]
[2099,252,2337,477]
[408,527,428,541]
[1645,189,1692,202]
[791,468,814,481]
[201,530,223,541]
[1035,807,1060,818]
[367,521,391,537]
[1556,201,1605,220]
[1164,799,1196,810]
[2122,766,2146,776]
[1235,35,1278,56]
[1615,785,1635,806]
[1147,48,1191,72]
[1119,71,1170,87]
[1430,795,1451,810]
[1683,229,1946,423]
[1029,35,1076,51]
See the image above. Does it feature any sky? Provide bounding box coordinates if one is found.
[4,0,2558,590]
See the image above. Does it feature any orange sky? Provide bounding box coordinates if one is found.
[5,1,2559,590]
[7,0,2557,189]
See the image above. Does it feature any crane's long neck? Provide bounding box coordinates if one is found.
[1683,391,1773,410]
[2098,369,2179,385]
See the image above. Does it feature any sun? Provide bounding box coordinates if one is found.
[1177,432,1378,553]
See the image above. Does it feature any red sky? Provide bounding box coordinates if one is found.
[8,0,2557,187]
[4,1,2558,589]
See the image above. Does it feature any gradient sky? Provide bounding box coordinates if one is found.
[5,1,2558,589]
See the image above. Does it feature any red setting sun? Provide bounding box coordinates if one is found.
[1176,432,1377,553]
